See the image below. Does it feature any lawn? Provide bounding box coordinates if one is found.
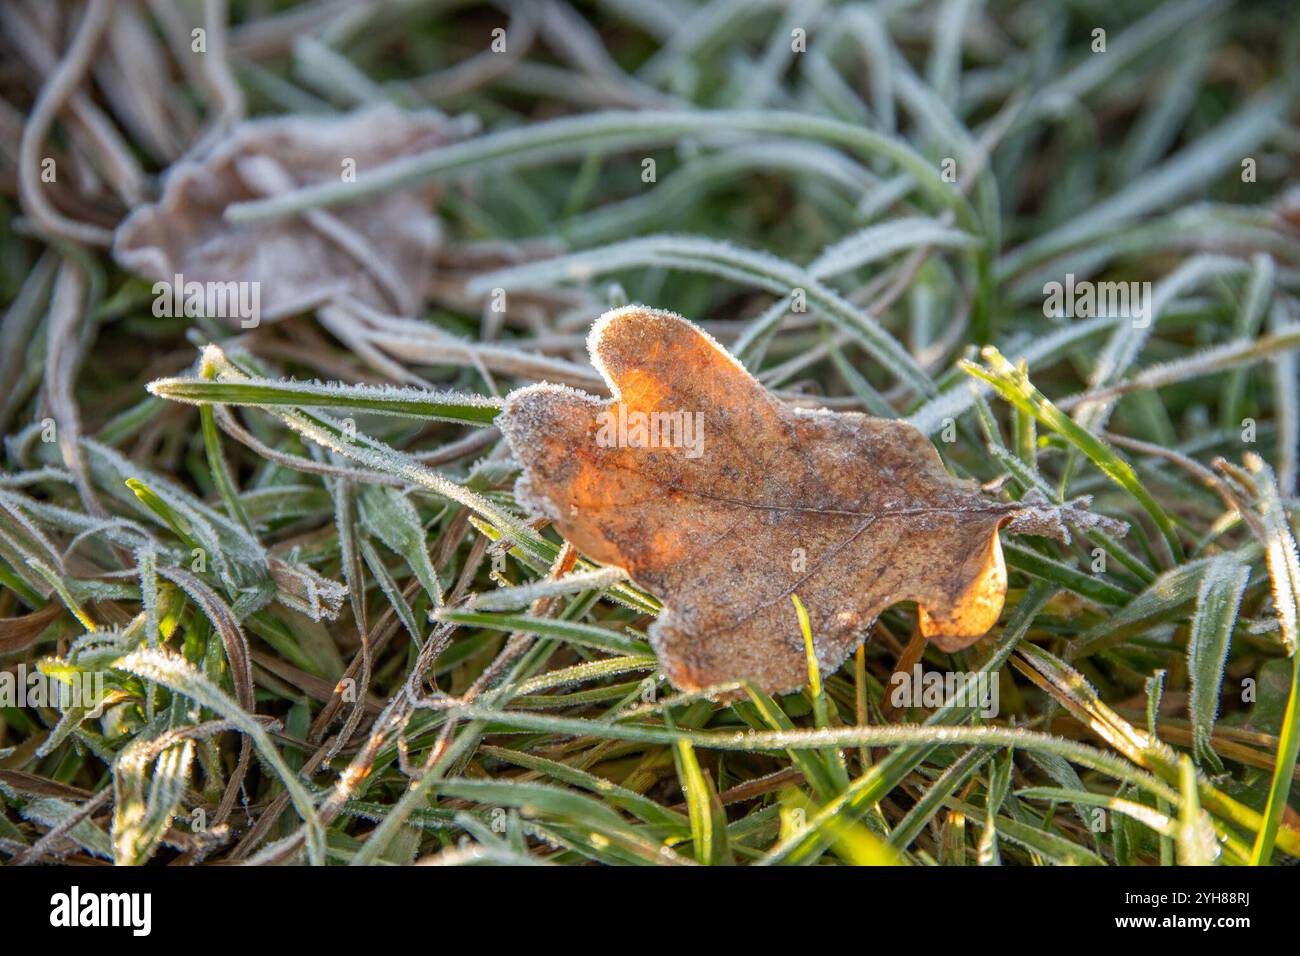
[1,0,1298,867]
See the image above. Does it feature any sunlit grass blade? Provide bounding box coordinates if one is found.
[672,737,732,865]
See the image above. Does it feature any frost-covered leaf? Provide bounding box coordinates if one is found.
[114,106,451,322]
[500,307,1089,692]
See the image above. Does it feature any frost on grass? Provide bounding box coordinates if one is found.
[807,216,981,279]
[189,344,543,555]
[468,566,628,610]
[114,105,452,322]
[1186,555,1251,770]
[148,357,504,424]
[5,0,1296,869]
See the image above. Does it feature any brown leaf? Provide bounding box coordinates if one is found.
[113,106,450,322]
[500,307,1035,693]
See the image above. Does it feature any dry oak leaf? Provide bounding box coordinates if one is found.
[500,307,1049,694]
[114,105,451,322]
